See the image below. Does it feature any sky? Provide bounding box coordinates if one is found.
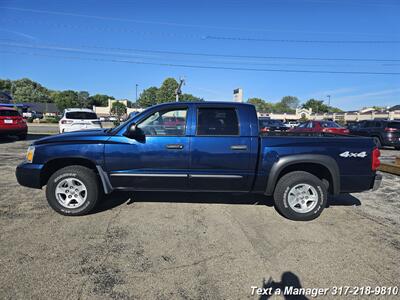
[0,0,399,110]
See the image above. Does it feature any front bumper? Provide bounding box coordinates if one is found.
[371,173,382,191]
[15,163,44,189]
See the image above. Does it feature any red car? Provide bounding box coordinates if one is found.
[0,107,28,139]
[290,120,349,134]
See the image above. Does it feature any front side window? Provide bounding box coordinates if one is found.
[197,108,239,136]
[138,108,187,136]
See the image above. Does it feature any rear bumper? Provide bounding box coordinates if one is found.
[0,127,27,136]
[15,163,44,189]
[371,173,382,191]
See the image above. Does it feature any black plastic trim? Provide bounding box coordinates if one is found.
[264,154,341,196]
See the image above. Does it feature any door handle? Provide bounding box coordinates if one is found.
[230,145,247,151]
[166,144,184,150]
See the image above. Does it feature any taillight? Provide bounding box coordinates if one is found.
[17,118,26,124]
[61,120,73,124]
[372,147,380,171]
[343,129,349,134]
[261,127,269,132]
[385,127,398,132]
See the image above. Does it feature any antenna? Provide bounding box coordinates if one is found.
[175,77,185,102]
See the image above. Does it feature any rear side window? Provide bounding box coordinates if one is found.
[387,122,400,129]
[197,108,239,136]
[66,112,98,119]
[0,110,20,117]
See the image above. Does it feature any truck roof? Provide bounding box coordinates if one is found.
[149,101,254,109]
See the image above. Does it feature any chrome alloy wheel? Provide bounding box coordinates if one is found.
[55,178,87,209]
[288,183,319,213]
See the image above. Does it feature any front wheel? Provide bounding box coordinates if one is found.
[273,171,327,221]
[46,165,100,216]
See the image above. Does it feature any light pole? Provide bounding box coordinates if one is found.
[135,84,139,102]
[327,95,331,107]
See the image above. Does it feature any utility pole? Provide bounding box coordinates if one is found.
[175,77,185,102]
[327,95,331,107]
[135,84,139,102]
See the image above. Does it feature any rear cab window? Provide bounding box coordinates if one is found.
[65,112,98,119]
[196,107,239,136]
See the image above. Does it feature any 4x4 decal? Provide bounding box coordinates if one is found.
[339,151,367,158]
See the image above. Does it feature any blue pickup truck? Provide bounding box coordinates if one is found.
[16,102,382,221]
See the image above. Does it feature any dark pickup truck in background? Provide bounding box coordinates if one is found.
[16,102,381,221]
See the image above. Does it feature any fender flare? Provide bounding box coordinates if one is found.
[265,154,340,196]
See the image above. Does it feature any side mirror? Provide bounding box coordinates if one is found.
[125,123,144,140]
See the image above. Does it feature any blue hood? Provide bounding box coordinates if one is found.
[33,129,112,145]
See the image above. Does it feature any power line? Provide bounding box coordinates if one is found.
[2,16,400,45]
[0,41,394,68]
[2,49,400,75]
[1,39,399,63]
[206,35,400,44]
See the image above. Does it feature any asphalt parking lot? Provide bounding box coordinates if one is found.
[0,134,399,299]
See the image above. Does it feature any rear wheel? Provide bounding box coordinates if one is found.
[273,171,327,221]
[46,165,99,216]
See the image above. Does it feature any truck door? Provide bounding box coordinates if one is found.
[189,106,255,191]
[105,106,191,190]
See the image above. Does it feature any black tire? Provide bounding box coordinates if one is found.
[273,171,327,221]
[395,146,400,150]
[372,136,382,148]
[18,133,27,140]
[46,165,100,216]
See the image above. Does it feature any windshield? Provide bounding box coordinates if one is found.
[320,121,341,128]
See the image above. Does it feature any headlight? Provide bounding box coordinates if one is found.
[26,146,35,163]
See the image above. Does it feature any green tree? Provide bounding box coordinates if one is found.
[137,87,158,107]
[302,99,329,113]
[248,98,266,112]
[88,94,114,107]
[12,78,52,103]
[156,78,179,103]
[0,79,13,94]
[53,90,80,111]
[302,99,342,113]
[180,93,203,102]
[78,91,90,108]
[111,101,127,119]
[280,96,299,110]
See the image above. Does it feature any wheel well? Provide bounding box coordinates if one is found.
[277,163,334,193]
[40,158,97,186]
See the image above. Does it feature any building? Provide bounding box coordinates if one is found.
[257,105,400,123]
[93,99,144,117]
[258,108,313,121]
